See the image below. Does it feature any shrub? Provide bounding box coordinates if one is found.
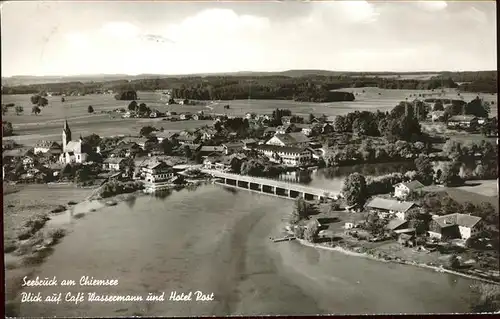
[447,254,460,269]
[304,220,320,243]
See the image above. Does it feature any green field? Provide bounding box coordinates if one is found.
[2,88,497,146]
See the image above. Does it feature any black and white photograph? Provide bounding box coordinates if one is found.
[2,0,499,317]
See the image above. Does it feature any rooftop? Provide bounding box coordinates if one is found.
[433,213,482,228]
[365,197,417,213]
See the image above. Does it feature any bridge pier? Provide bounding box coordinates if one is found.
[249,182,262,191]
[262,185,275,194]
[237,180,249,189]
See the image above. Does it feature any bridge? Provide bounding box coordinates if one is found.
[201,169,342,201]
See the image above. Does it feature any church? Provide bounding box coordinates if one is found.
[58,120,88,164]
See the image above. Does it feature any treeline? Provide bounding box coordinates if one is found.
[3,71,496,96]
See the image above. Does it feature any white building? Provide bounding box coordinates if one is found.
[429,213,483,240]
[253,145,312,167]
[58,121,88,164]
[266,132,310,148]
[34,141,61,154]
[394,180,425,200]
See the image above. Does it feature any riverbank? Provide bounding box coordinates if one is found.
[294,238,500,285]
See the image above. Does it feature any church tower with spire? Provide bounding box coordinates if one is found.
[62,120,72,152]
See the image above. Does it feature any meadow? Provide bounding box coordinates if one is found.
[2,87,497,146]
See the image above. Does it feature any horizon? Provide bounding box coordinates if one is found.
[1,1,497,77]
[2,68,498,79]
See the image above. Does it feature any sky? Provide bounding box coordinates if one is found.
[1,1,497,77]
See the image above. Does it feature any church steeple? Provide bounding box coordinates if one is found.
[62,119,72,152]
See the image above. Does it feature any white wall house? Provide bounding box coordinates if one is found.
[253,145,312,167]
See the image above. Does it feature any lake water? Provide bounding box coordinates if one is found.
[17,183,477,317]
[277,162,418,190]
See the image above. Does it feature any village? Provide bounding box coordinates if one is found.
[3,91,499,281]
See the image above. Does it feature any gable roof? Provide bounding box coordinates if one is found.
[65,141,82,153]
[397,180,425,191]
[155,131,179,139]
[223,142,244,148]
[104,157,126,164]
[433,213,482,228]
[448,115,477,122]
[271,133,310,145]
[200,145,225,153]
[365,197,417,213]
[387,218,408,231]
[34,140,60,148]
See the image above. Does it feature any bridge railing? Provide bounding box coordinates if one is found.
[203,169,339,196]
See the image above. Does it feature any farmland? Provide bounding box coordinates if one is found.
[2,87,497,146]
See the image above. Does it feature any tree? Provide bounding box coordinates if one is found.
[31,106,41,115]
[308,113,315,123]
[440,161,464,186]
[81,133,102,149]
[38,97,48,107]
[2,105,8,115]
[433,101,444,111]
[138,103,149,114]
[304,219,320,243]
[462,202,476,215]
[2,121,13,136]
[183,145,192,160]
[341,173,368,207]
[465,96,490,118]
[290,198,313,224]
[61,97,65,102]
[414,155,434,185]
[87,105,94,113]
[15,105,24,115]
[447,254,460,269]
[160,139,174,155]
[115,90,137,101]
[140,126,156,137]
[128,100,138,111]
[30,95,41,105]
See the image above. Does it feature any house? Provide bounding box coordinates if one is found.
[365,197,417,220]
[242,139,258,150]
[321,123,334,134]
[245,112,256,120]
[266,133,310,148]
[33,141,61,154]
[22,156,35,169]
[102,157,126,171]
[275,124,297,134]
[253,145,312,167]
[429,111,445,122]
[141,161,175,183]
[177,133,201,145]
[182,143,202,153]
[447,115,478,129]
[263,127,277,137]
[386,218,409,232]
[155,131,179,143]
[394,180,425,200]
[222,142,244,155]
[199,128,217,141]
[203,156,221,170]
[200,145,225,156]
[110,142,142,158]
[120,137,149,150]
[428,213,483,240]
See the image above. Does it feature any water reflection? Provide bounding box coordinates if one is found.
[153,189,172,200]
[125,195,137,208]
